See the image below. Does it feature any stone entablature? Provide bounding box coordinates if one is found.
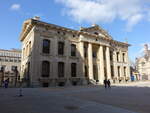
[20,18,130,87]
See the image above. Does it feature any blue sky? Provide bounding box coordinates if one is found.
[1,0,150,62]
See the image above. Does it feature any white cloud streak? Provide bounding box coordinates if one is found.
[10,4,21,11]
[56,0,150,31]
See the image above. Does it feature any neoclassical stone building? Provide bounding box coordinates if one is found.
[20,17,130,87]
[136,44,150,80]
[0,49,21,86]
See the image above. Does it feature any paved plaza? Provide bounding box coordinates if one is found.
[0,81,150,113]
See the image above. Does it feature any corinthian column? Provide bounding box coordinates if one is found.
[88,43,93,80]
[106,46,111,79]
[98,45,105,84]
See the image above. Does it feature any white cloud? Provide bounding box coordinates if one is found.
[56,0,150,31]
[10,4,21,11]
[126,14,143,31]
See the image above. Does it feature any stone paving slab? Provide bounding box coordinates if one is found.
[0,88,138,113]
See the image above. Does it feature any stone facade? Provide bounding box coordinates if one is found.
[136,44,150,80]
[0,49,21,86]
[20,17,130,87]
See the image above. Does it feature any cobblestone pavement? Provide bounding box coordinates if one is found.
[0,81,150,113]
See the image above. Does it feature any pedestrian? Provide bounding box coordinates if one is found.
[4,79,9,88]
[103,79,107,89]
[107,79,111,89]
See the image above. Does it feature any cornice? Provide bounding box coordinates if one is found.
[20,19,130,47]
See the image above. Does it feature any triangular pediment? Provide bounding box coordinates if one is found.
[80,24,112,39]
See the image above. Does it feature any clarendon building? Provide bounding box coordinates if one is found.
[0,49,21,86]
[136,44,150,80]
[20,17,130,87]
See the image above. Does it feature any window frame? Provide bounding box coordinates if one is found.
[58,41,64,55]
[71,63,77,77]
[42,39,50,54]
[41,61,50,77]
[58,62,64,78]
[71,44,76,57]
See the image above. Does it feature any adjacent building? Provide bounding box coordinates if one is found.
[20,17,130,87]
[0,49,21,86]
[136,44,150,80]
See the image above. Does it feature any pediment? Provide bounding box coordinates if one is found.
[80,24,112,39]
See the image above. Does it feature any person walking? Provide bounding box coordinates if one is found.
[4,79,8,88]
[107,79,111,89]
[103,79,107,89]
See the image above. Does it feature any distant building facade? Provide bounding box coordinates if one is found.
[0,49,21,86]
[20,17,130,87]
[136,44,150,80]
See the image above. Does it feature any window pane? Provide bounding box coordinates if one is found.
[42,61,50,77]
[43,39,50,54]
[58,62,64,77]
[71,44,76,56]
[58,42,64,55]
[71,63,76,77]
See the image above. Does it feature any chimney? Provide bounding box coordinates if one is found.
[33,16,40,20]
[92,24,98,27]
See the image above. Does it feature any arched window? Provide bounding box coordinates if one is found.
[42,39,50,54]
[42,61,50,77]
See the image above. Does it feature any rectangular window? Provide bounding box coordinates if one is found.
[84,46,87,58]
[43,39,50,54]
[71,63,76,77]
[11,66,17,71]
[123,53,125,62]
[124,67,126,76]
[58,42,64,55]
[58,62,64,77]
[111,65,114,78]
[110,51,113,61]
[71,44,76,56]
[117,52,119,62]
[118,66,120,77]
[93,51,97,58]
[10,59,13,62]
[5,58,8,62]
[84,66,88,77]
